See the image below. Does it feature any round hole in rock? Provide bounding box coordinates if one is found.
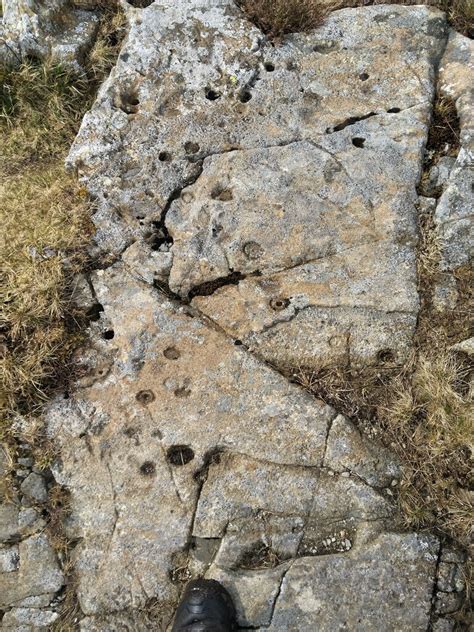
[359,72,369,81]
[239,91,252,103]
[269,297,290,311]
[234,339,243,346]
[136,389,155,405]
[127,0,154,7]
[352,137,365,148]
[264,62,275,72]
[167,445,195,466]
[86,303,104,322]
[184,141,200,154]
[102,329,115,340]
[163,346,180,360]
[387,107,401,113]
[140,461,156,476]
[377,348,395,363]
[159,151,171,162]
[119,94,139,115]
[205,88,220,101]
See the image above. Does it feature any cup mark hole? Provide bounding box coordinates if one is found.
[239,91,252,103]
[102,329,115,340]
[269,298,290,311]
[211,187,233,201]
[264,62,275,72]
[184,141,200,154]
[205,88,221,101]
[136,389,155,405]
[159,151,171,162]
[359,72,369,81]
[174,386,191,398]
[378,348,395,363]
[140,461,156,476]
[167,445,194,466]
[352,137,366,148]
[163,346,180,360]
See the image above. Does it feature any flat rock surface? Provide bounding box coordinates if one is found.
[67,0,451,369]
[2,1,471,630]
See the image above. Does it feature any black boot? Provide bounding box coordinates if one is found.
[171,579,237,632]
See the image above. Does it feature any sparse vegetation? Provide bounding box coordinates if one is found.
[0,7,126,433]
[237,0,327,37]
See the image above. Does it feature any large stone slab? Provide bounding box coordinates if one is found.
[67,0,448,368]
[33,2,468,629]
[46,266,394,616]
[68,1,446,255]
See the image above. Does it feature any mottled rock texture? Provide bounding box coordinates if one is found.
[435,32,473,276]
[68,0,450,368]
[2,1,472,630]
[0,0,99,72]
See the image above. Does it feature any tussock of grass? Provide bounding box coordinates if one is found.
[293,347,473,545]
[1,7,126,432]
[238,0,327,37]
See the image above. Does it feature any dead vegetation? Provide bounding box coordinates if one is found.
[237,0,327,37]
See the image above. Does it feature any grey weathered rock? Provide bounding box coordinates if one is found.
[49,266,370,614]
[0,503,19,543]
[45,265,392,616]
[207,564,291,628]
[267,533,439,631]
[0,533,63,609]
[193,452,393,539]
[68,1,449,368]
[0,546,19,573]
[20,472,48,504]
[11,2,467,628]
[1,606,59,630]
[122,240,172,285]
[435,31,473,274]
[324,415,401,488]
[0,0,99,72]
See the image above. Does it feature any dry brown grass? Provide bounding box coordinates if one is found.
[238,0,327,37]
[0,64,93,426]
[0,7,126,434]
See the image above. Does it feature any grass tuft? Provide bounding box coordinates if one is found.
[238,0,327,38]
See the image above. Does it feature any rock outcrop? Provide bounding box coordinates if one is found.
[1,1,471,630]
[0,0,99,72]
